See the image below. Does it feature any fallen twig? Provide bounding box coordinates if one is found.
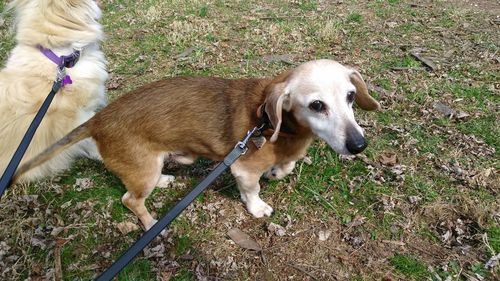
[390,66,427,71]
[382,240,406,246]
[286,262,319,281]
[54,239,69,281]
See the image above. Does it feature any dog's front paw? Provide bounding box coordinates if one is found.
[247,199,273,218]
[145,219,168,236]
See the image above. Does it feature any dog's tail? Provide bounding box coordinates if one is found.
[11,123,92,185]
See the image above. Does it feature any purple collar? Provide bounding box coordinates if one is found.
[38,46,81,87]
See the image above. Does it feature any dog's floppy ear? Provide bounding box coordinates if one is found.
[350,70,381,111]
[264,71,292,142]
[265,82,288,142]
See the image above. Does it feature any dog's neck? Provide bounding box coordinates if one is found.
[256,103,312,140]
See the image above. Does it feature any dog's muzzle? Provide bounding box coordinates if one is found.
[345,127,367,154]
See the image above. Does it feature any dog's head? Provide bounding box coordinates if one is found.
[264,59,380,155]
[6,0,103,48]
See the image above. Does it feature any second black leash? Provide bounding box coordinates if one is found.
[0,79,63,198]
[96,125,263,280]
[0,47,80,198]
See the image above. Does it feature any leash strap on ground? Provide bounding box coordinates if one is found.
[96,127,262,281]
[0,80,62,198]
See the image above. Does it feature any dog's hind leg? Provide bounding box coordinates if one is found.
[104,150,165,231]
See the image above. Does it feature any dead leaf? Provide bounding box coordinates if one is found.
[411,51,437,71]
[368,83,392,98]
[116,221,139,235]
[74,178,93,191]
[144,243,165,258]
[379,152,398,166]
[227,228,262,251]
[385,21,398,28]
[107,74,124,90]
[433,102,454,116]
[408,196,422,205]
[175,47,197,59]
[302,156,313,165]
[382,196,396,211]
[456,110,470,119]
[195,264,208,281]
[346,216,366,228]
[50,227,65,237]
[0,242,10,259]
[30,237,47,249]
[318,230,332,241]
[158,271,172,281]
[441,230,452,243]
[485,253,500,269]
[262,54,295,65]
[60,200,73,209]
[268,222,286,237]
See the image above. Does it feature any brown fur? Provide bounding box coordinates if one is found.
[13,60,379,230]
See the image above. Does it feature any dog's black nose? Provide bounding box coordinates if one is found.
[346,137,367,154]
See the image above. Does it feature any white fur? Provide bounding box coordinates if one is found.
[0,0,107,181]
[284,60,365,155]
[234,60,371,217]
[156,174,175,188]
[231,162,273,218]
[265,161,296,180]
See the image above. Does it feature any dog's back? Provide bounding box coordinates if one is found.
[89,77,268,161]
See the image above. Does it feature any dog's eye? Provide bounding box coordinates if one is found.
[347,91,356,103]
[309,100,325,112]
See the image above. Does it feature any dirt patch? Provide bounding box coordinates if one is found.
[443,0,500,15]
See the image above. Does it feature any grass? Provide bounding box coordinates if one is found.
[487,227,500,254]
[391,254,430,279]
[0,0,499,280]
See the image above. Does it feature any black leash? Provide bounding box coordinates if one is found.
[96,125,264,280]
[0,49,80,198]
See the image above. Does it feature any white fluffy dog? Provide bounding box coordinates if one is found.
[0,0,107,182]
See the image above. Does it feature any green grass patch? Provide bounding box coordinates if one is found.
[391,254,430,279]
[298,0,318,11]
[175,235,193,256]
[487,226,500,254]
[347,13,363,23]
[198,5,209,17]
[118,259,154,281]
[457,113,498,149]
[172,268,194,281]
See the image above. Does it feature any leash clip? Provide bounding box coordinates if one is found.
[56,67,67,83]
[235,123,266,154]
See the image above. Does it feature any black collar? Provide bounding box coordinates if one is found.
[257,104,296,137]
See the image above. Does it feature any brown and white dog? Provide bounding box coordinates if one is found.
[13,59,379,230]
[0,0,107,181]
